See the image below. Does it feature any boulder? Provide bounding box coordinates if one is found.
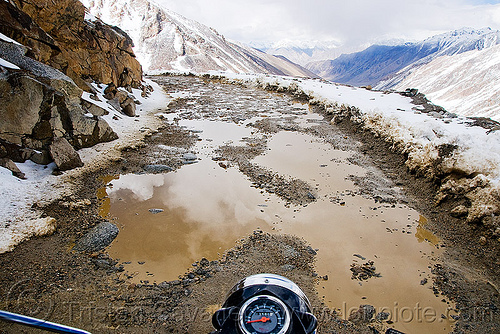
[104,83,118,99]
[114,90,129,104]
[49,137,83,171]
[121,97,136,117]
[0,157,26,179]
[30,149,52,165]
[0,39,119,156]
[81,99,108,117]
[0,72,44,145]
[107,97,122,112]
[73,221,119,252]
[96,118,119,143]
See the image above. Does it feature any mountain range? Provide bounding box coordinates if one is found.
[82,0,318,78]
[258,41,360,67]
[305,28,500,88]
[81,1,500,121]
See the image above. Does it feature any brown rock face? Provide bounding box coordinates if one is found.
[0,1,59,64]
[5,0,142,90]
[0,0,140,174]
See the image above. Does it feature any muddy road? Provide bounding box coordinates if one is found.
[0,75,499,334]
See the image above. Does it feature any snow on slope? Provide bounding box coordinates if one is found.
[214,72,500,224]
[376,28,500,90]
[394,44,500,122]
[0,79,168,253]
[81,0,316,78]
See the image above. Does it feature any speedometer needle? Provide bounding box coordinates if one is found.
[247,316,270,324]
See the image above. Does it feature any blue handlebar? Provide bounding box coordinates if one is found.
[0,310,91,334]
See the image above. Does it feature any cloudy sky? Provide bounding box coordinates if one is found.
[154,0,500,49]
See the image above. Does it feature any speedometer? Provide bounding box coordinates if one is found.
[238,295,290,334]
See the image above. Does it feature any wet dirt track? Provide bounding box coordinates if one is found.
[102,76,456,333]
[1,75,499,334]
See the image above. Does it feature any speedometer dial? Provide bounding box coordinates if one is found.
[238,295,290,334]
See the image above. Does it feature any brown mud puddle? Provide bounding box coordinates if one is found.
[99,77,457,333]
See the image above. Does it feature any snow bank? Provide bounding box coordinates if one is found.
[0,79,169,253]
[210,71,500,224]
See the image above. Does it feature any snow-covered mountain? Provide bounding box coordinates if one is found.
[259,41,359,67]
[306,28,500,87]
[81,0,318,78]
[393,43,500,121]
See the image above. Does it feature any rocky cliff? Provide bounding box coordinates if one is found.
[4,0,142,90]
[0,0,144,176]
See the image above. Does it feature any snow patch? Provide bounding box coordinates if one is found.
[0,57,20,69]
[0,32,22,46]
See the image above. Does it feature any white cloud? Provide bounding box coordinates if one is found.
[153,0,500,48]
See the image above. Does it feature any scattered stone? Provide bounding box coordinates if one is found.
[182,152,198,164]
[376,311,390,321]
[450,205,468,218]
[306,246,317,255]
[350,260,381,281]
[401,88,419,97]
[353,253,366,260]
[479,236,487,246]
[280,264,296,271]
[199,258,210,267]
[348,304,375,324]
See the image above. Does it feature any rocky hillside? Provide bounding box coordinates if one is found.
[0,0,144,177]
[394,44,500,121]
[82,0,318,78]
[306,28,500,87]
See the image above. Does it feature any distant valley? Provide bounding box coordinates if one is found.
[82,0,318,78]
[304,28,500,88]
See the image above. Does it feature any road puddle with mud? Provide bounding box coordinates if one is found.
[99,76,456,333]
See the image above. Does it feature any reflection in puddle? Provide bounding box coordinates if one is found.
[416,215,441,246]
[104,162,272,282]
[100,86,456,332]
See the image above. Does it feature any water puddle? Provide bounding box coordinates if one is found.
[99,77,456,333]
